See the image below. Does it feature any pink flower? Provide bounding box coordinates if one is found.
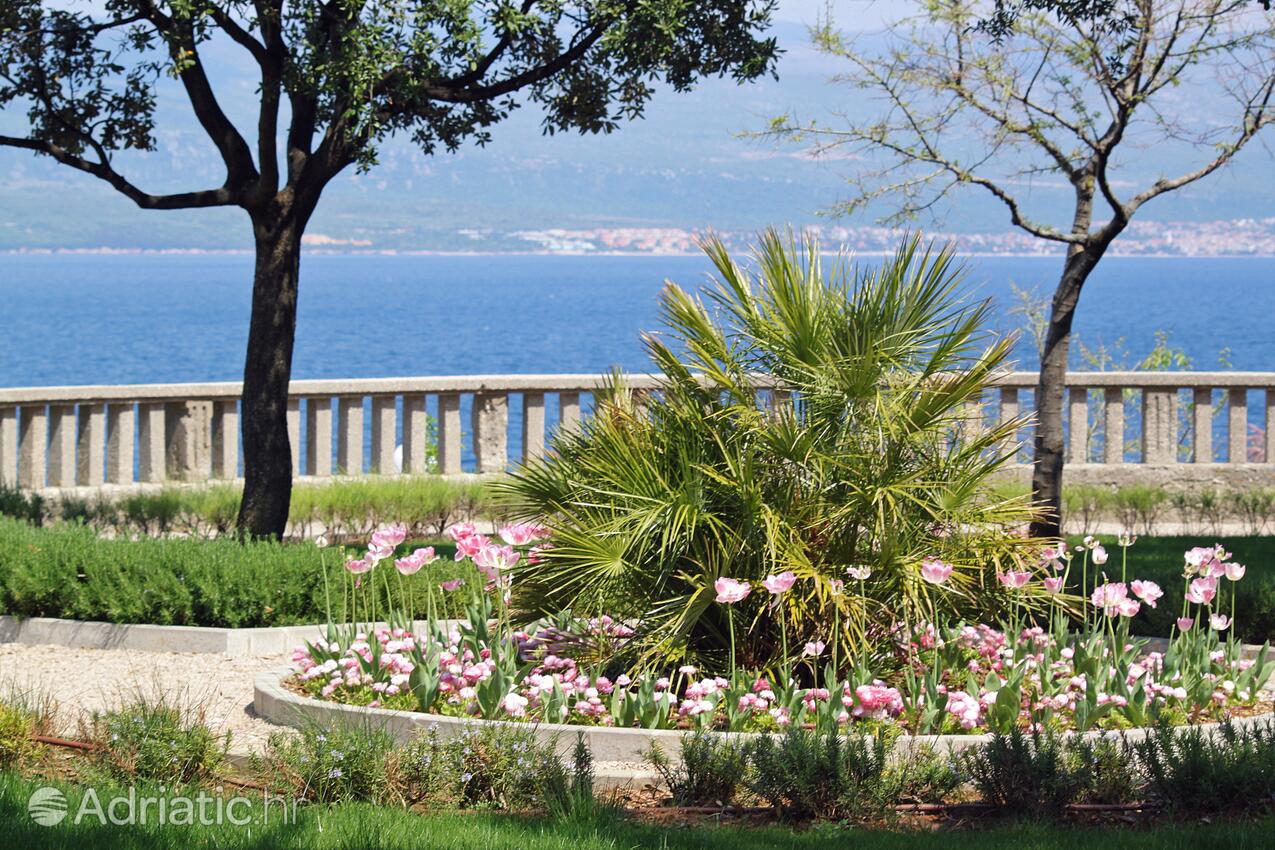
[920,557,954,585]
[345,558,373,575]
[473,544,520,580]
[370,524,407,550]
[499,522,549,546]
[1091,545,1109,565]
[1210,613,1231,631]
[762,572,797,595]
[447,522,478,541]
[997,570,1031,590]
[1186,576,1218,605]
[846,565,873,581]
[454,533,491,562]
[1091,582,1129,617]
[1042,577,1065,594]
[1224,562,1246,582]
[714,577,751,604]
[1130,580,1163,609]
[1177,616,1195,632]
[440,579,465,592]
[366,541,394,563]
[802,640,825,657]
[1116,598,1141,618]
[394,547,438,576]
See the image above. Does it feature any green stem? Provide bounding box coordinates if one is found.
[728,606,737,678]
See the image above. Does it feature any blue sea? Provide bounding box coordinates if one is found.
[1,252,1273,388]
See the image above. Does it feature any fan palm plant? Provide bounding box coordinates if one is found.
[496,230,1040,674]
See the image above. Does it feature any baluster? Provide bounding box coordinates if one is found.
[18,405,48,489]
[287,398,301,476]
[402,395,430,474]
[336,396,364,475]
[0,406,16,485]
[1142,388,1177,464]
[1267,389,1275,464]
[138,403,166,482]
[559,391,581,434]
[304,397,332,477]
[437,393,462,475]
[76,403,106,486]
[1067,387,1088,464]
[1229,388,1248,464]
[165,401,211,481]
[472,392,508,474]
[1193,387,1213,463]
[999,387,1020,461]
[211,400,239,479]
[47,404,77,488]
[370,395,397,473]
[107,403,135,484]
[1104,388,1124,464]
[522,392,546,463]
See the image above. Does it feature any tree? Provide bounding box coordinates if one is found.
[765,0,1275,538]
[0,1,779,537]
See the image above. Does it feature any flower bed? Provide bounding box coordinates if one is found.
[290,526,1274,739]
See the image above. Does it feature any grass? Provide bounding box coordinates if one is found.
[2,770,1274,850]
[0,516,475,627]
[1066,535,1275,644]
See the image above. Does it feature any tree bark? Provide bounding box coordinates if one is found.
[236,203,308,538]
[1028,236,1116,540]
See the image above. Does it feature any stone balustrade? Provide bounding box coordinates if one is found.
[0,371,1272,492]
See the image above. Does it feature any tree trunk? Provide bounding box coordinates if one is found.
[1029,243,1104,540]
[236,207,307,538]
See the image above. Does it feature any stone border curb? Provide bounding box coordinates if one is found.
[254,661,1275,778]
[0,616,460,656]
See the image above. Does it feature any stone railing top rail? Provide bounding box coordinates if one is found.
[2,370,1274,404]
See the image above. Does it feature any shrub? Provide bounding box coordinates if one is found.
[0,482,44,525]
[1112,486,1167,537]
[1134,720,1275,813]
[86,698,227,785]
[0,703,39,769]
[745,727,900,821]
[645,730,748,807]
[254,724,398,805]
[960,730,1141,815]
[500,232,1035,668]
[399,724,576,812]
[892,744,963,805]
[0,516,476,627]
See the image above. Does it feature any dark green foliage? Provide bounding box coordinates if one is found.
[0,482,44,525]
[745,727,900,821]
[254,724,399,805]
[645,730,749,807]
[1068,535,1275,644]
[0,517,475,627]
[87,699,227,785]
[1134,720,1275,814]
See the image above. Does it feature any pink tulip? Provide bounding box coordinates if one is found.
[1091,582,1129,617]
[1116,598,1141,618]
[920,557,954,585]
[440,579,465,592]
[473,544,520,579]
[762,571,797,595]
[997,570,1031,590]
[846,565,873,581]
[447,522,478,541]
[1130,580,1163,609]
[499,522,549,546]
[1186,576,1218,605]
[802,640,825,657]
[1091,545,1108,566]
[453,533,490,562]
[1224,562,1246,582]
[1043,577,1065,594]
[1176,616,1195,632]
[1210,613,1231,631]
[394,547,438,576]
[345,558,373,575]
[714,577,751,604]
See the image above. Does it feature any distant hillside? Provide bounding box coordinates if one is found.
[1,22,1271,253]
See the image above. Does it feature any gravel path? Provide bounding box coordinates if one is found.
[0,643,297,754]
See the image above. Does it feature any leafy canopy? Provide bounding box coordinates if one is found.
[498,231,1039,672]
[0,1,779,207]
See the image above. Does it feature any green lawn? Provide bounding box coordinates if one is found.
[1066,535,1275,644]
[3,771,1274,850]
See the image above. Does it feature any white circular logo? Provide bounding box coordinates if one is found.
[28,786,68,826]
